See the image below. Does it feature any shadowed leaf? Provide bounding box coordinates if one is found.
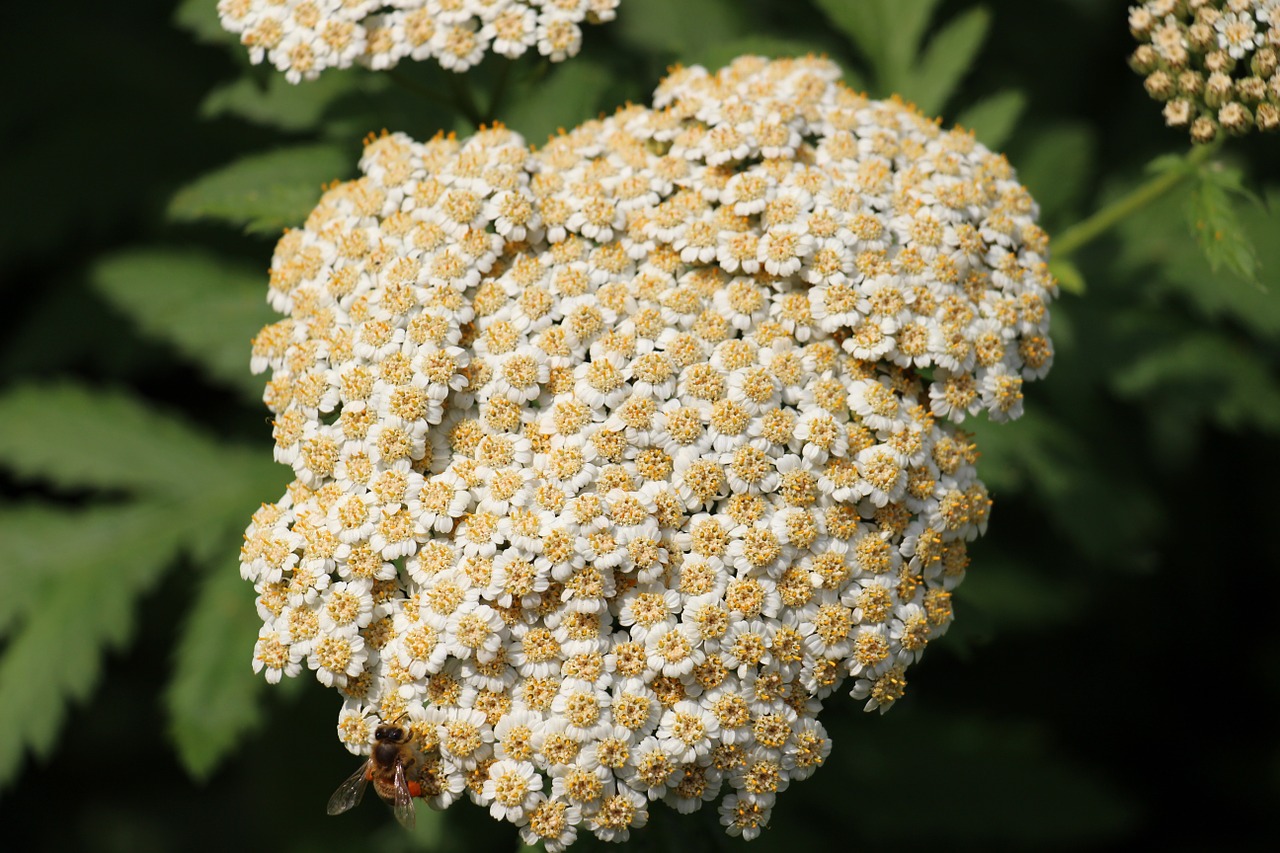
[906,6,991,114]
[954,89,1025,150]
[503,60,614,147]
[615,0,740,56]
[0,503,183,788]
[1186,162,1262,286]
[168,144,352,235]
[173,0,233,46]
[0,384,239,496]
[1112,329,1280,434]
[201,71,368,132]
[812,0,943,91]
[1016,123,1096,222]
[92,248,275,403]
[166,542,266,780]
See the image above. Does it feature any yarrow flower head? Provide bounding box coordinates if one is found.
[1129,0,1280,141]
[217,0,621,82]
[241,56,1055,845]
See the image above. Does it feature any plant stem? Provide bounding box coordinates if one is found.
[1052,139,1222,259]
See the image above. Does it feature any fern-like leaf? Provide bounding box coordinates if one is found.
[165,541,266,780]
[168,144,352,235]
[0,384,238,496]
[92,249,275,403]
[0,503,184,787]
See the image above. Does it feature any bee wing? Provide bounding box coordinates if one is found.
[391,761,417,830]
[326,761,371,816]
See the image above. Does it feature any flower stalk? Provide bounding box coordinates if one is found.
[1053,139,1223,260]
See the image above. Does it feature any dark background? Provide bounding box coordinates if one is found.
[1,1,1277,850]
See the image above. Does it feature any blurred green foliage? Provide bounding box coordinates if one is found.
[1,0,1277,850]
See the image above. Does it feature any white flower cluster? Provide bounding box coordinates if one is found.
[241,56,1054,846]
[216,0,620,82]
[1129,0,1280,140]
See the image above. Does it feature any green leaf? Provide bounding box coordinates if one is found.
[968,410,1079,497]
[811,0,884,74]
[0,384,278,509]
[967,412,1161,563]
[813,0,985,111]
[615,0,741,57]
[1111,330,1280,434]
[504,61,614,147]
[905,6,991,115]
[168,144,352,235]
[200,72,366,133]
[812,0,943,90]
[0,502,183,787]
[1115,183,1280,338]
[1186,163,1262,286]
[1015,123,1096,221]
[885,0,946,81]
[1049,257,1086,295]
[953,89,1025,150]
[0,506,141,635]
[173,0,234,46]
[406,805,447,852]
[0,383,239,496]
[956,554,1088,630]
[165,544,265,780]
[92,249,275,402]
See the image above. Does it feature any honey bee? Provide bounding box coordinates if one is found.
[327,719,421,829]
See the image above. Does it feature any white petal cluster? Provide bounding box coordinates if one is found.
[242,56,1054,845]
[216,0,620,82]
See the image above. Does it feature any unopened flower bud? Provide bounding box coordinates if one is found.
[1195,5,1223,27]
[1191,114,1221,142]
[1206,69,1237,106]
[1130,7,1157,38]
[1178,69,1206,95]
[1205,50,1235,74]
[1253,47,1278,78]
[1219,101,1254,133]
[1130,44,1161,74]
[1164,98,1196,126]
[1188,21,1217,51]
[1236,75,1267,102]
[1146,70,1178,100]
[1256,102,1280,130]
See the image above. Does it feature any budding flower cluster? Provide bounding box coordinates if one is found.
[217,0,620,82]
[241,56,1054,846]
[1129,0,1280,141]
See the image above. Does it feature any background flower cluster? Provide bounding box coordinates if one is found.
[218,0,620,81]
[1129,0,1280,141]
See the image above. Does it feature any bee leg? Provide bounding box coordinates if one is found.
[408,781,422,798]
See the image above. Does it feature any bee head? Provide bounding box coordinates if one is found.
[374,723,408,742]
